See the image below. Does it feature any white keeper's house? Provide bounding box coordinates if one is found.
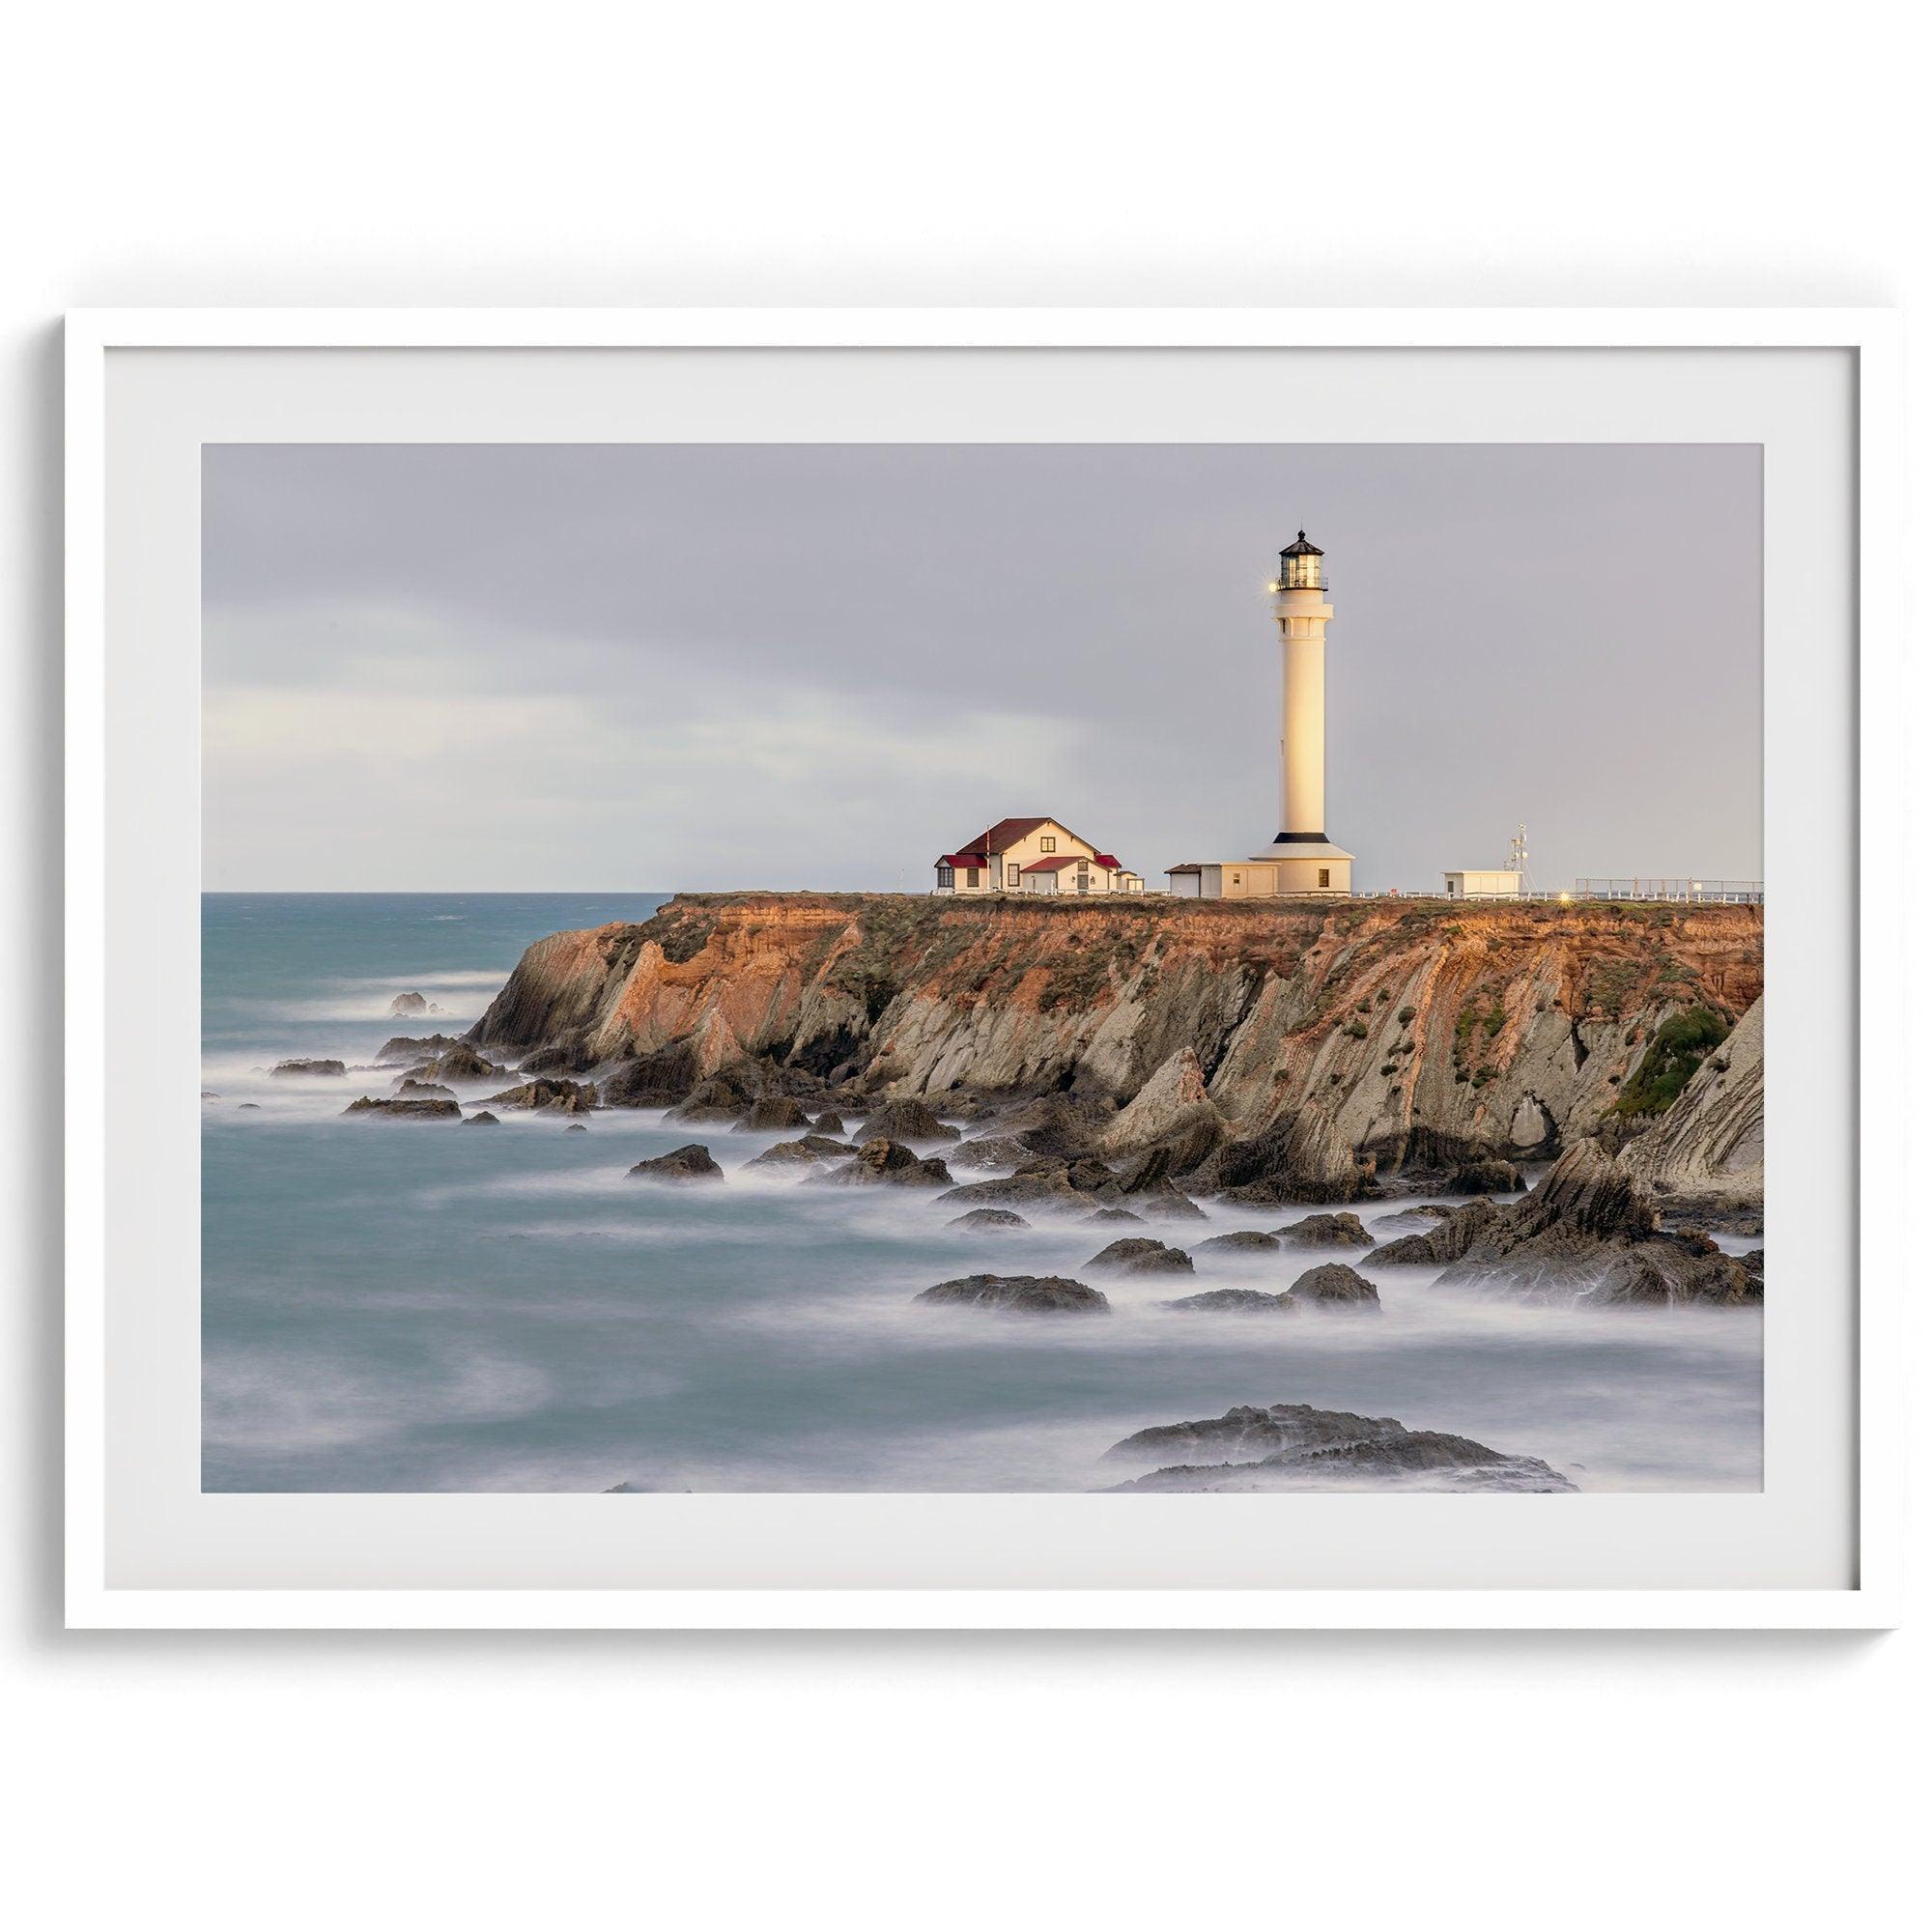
[933,816,1145,895]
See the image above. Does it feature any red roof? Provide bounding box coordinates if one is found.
[963,816,1052,855]
[944,815,1112,860]
[935,853,989,869]
[1092,853,1122,869]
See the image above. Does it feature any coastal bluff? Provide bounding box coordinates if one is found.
[468,892,1763,1186]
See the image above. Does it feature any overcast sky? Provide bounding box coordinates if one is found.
[203,442,1761,894]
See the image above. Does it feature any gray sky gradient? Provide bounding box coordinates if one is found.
[203,443,1762,893]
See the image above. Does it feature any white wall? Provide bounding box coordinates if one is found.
[4,6,1926,1929]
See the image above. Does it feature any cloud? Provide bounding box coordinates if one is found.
[203,601,1085,890]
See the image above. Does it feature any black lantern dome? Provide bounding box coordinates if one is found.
[1276,530,1325,591]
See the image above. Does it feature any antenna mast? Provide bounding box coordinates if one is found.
[1508,823,1531,893]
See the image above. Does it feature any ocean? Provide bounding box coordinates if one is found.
[201,892,1764,1492]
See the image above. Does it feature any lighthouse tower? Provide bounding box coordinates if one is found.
[1160,527,1357,900]
[1249,532,1352,892]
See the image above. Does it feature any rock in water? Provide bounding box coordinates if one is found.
[341,1095,460,1121]
[819,1137,953,1187]
[464,1111,500,1125]
[1103,1403,1575,1492]
[1192,1230,1281,1256]
[1130,1183,1210,1223]
[810,1111,846,1136]
[1444,1158,1527,1195]
[949,1208,1031,1231]
[1283,1262,1380,1311]
[933,1164,1098,1212]
[600,1041,704,1108]
[1388,1141,1761,1307]
[950,1134,1037,1171]
[1087,1207,1146,1225]
[1369,1204,1457,1237]
[734,1094,811,1132]
[1085,1237,1194,1275]
[564,1123,588,1133]
[914,1273,1109,1314]
[1369,1198,1505,1264]
[481,1077,599,1115]
[627,1143,724,1183]
[388,991,430,1015]
[1275,1211,1374,1249]
[375,1034,466,1065]
[1161,1288,1293,1315]
[671,1075,758,1123]
[412,1043,509,1085]
[394,1077,455,1098]
[745,1134,853,1169]
[858,1097,960,1143]
[271,1058,346,1077]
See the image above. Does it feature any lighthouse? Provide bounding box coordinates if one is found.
[1246,532,1353,891]
[1162,528,1356,898]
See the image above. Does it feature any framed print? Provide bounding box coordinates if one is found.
[65,309,1903,1628]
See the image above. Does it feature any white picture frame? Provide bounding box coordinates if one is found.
[65,308,1904,1631]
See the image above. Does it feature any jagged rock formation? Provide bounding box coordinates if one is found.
[816,1137,953,1188]
[481,1077,599,1116]
[1616,996,1764,1218]
[375,1034,466,1065]
[408,1043,509,1085]
[467,893,1761,1189]
[733,1095,811,1133]
[914,1274,1110,1314]
[272,1058,345,1077]
[627,1143,724,1183]
[857,1096,959,1143]
[1371,1141,1759,1306]
[1095,1046,1222,1158]
[1210,1105,1370,1205]
[463,1110,500,1126]
[1103,1403,1575,1492]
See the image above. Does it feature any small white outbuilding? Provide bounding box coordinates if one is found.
[1442,869,1524,899]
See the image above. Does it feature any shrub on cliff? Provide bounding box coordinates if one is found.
[1614,1006,1731,1117]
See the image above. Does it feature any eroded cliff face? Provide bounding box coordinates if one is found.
[1616,996,1765,1210]
[469,892,1763,1178]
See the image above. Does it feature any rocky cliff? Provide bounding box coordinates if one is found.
[1615,996,1764,1214]
[469,892,1763,1185]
